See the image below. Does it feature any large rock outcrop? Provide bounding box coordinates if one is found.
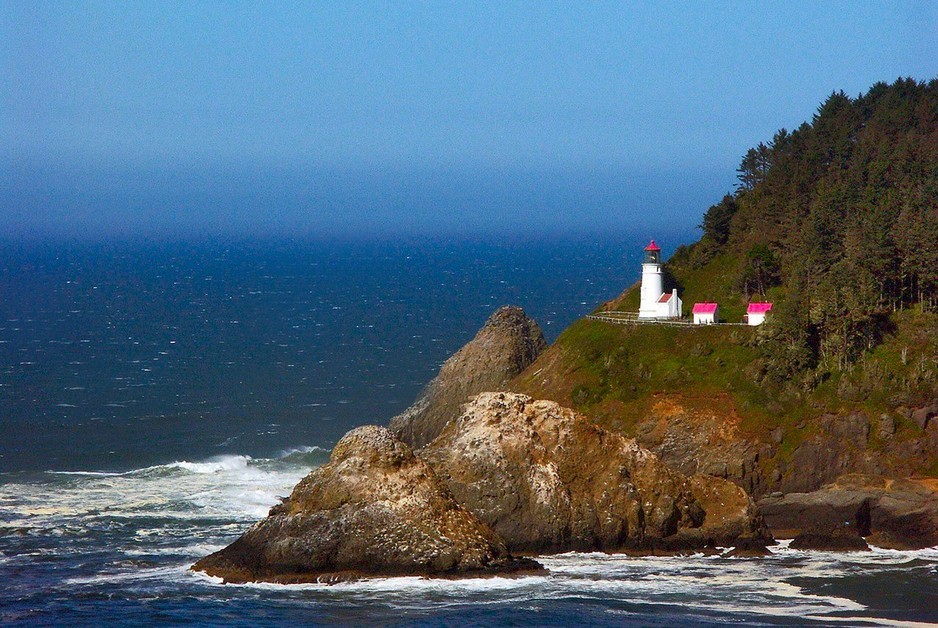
[758,474,938,549]
[193,426,542,583]
[390,306,547,448]
[420,392,771,554]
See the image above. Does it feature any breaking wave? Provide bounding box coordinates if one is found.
[2,449,937,626]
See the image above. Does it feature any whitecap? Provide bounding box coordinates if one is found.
[46,470,122,477]
[282,445,327,455]
[166,456,252,474]
[1,449,317,526]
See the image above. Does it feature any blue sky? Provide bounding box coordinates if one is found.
[2,1,936,240]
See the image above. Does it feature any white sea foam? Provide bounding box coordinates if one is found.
[802,617,935,627]
[218,551,878,620]
[277,445,329,457]
[47,470,122,477]
[1,449,322,529]
[5,452,938,624]
[166,455,252,474]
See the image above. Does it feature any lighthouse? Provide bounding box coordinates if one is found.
[638,240,663,318]
[638,240,682,319]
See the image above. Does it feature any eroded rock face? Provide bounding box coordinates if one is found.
[758,474,938,549]
[633,396,773,498]
[390,306,547,448]
[778,413,885,494]
[420,392,771,553]
[634,402,938,499]
[192,426,542,583]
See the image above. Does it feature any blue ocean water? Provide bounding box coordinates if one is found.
[1,237,937,626]
[0,237,645,473]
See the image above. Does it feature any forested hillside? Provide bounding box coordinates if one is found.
[671,78,938,377]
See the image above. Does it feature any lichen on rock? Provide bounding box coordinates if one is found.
[192,426,543,583]
[420,392,771,554]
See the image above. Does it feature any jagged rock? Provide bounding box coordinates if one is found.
[780,413,882,494]
[758,474,938,550]
[420,392,771,554]
[192,426,543,583]
[390,306,547,448]
[686,474,770,553]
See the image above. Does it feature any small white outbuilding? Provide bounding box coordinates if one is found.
[692,302,718,325]
[655,289,682,319]
[746,302,773,326]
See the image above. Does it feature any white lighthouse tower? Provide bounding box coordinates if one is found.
[638,240,663,319]
[638,239,683,319]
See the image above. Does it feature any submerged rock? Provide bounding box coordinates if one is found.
[789,526,871,551]
[192,426,543,583]
[390,306,547,448]
[420,392,771,554]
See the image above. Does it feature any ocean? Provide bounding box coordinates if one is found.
[2,237,937,626]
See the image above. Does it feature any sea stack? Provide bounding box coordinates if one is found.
[390,306,547,448]
[192,426,543,583]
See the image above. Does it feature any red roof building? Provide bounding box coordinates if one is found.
[644,239,661,252]
[692,302,719,324]
[746,302,773,326]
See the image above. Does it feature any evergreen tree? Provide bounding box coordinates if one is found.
[693,78,938,371]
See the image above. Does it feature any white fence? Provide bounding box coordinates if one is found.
[585,312,751,327]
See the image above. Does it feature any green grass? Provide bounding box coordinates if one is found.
[527,319,768,426]
[514,306,937,476]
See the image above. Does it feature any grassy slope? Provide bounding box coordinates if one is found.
[513,249,938,475]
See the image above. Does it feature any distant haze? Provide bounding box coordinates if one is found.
[2,2,936,240]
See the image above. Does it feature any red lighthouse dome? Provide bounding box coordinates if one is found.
[643,239,661,264]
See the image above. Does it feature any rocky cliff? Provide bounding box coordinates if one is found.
[390,306,547,448]
[401,307,938,548]
[511,315,938,503]
[193,390,771,583]
[193,426,542,583]
[420,392,770,553]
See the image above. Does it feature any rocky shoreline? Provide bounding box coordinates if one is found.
[193,425,545,584]
[194,394,773,584]
[193,306,937,583]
